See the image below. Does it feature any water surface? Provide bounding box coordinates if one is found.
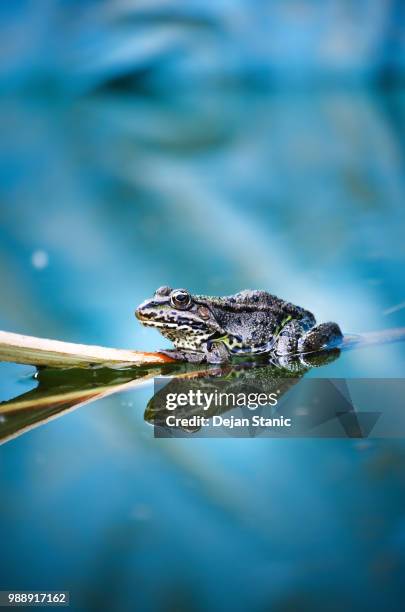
[1,85,405,611]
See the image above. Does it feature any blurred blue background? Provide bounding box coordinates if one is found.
[1,1,405,610]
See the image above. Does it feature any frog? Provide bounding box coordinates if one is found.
[135,286,343,365]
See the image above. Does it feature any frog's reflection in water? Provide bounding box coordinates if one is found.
[0,349,340,444]
[144,349,341,435]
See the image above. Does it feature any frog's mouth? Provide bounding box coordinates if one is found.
[135,308,221,338]
[135,311,180,329]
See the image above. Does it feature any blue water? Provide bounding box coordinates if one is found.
[1,2,405,606]
[1,85,405,612]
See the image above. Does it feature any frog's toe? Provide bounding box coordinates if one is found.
[183,351,207,364]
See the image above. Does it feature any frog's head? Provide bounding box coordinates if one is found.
[135,286,224,351]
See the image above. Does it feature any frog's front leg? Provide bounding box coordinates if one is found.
[159,349,206,363]
[274,320,302,356]
[160,343,230,364]
[298,322,343,354]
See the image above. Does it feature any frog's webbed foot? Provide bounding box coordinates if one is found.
[298,322,343,354]
[270,347,341,371]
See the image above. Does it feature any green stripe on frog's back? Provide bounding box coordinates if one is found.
[274,315,292,337]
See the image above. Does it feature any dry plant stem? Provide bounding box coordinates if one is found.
[3,327,405,369]
[0,373,157,445]
[0,366,214,446]
[0,330,175,368]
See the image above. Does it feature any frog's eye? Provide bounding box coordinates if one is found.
[170,290,192,310]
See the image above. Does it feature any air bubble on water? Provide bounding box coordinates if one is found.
[31,250,49,270]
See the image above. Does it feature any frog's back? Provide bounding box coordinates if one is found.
[195,289,315,324]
